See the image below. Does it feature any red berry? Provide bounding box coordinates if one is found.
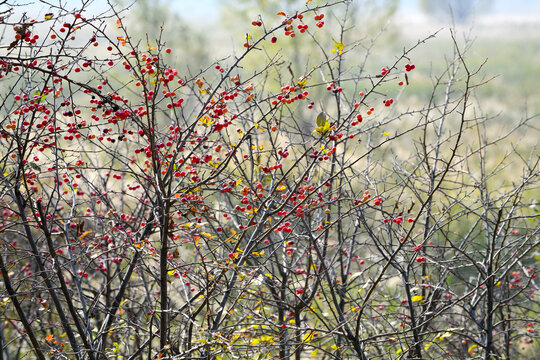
[271,36,277,43]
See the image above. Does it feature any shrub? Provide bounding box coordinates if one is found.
[0,1,537,359]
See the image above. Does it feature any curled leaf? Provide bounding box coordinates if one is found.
[316,112,327,127]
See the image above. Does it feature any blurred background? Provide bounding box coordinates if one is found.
[8,0,539,148]
[110,0,540,122]
[149,0,540,150]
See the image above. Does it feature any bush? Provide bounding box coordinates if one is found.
[0,1,538,359]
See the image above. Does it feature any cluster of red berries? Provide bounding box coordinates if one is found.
[351,114,363,126]
[353,190,371,205]
[272,84,309,105]
[297,23,308,33]
[314,13,325,27]
[405,63,415,72]
[326,82,343,94]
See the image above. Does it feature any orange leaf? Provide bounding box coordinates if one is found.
[45,334,54,342]
[306,0,313,3]
[277,12,286,16]
[79,230,92,240]
[116,19,122,28]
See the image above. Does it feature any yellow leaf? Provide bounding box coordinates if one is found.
[396,349,402,354]
[334,41,345,50]
[303,331,314,343]
[201,232,216,239]
[468,344,477,355]
[315,121,331,136]
[200,116,215,127]
[311,349,318,357]
[411,295,424,302]
[383,132,389,136]
[333,41,345,55]
[438,331,453,340]
[44,13,54,20]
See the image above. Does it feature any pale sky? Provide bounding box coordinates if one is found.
[8,0,540,21]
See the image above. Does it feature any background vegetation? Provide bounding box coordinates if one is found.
[0,0,538,359]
